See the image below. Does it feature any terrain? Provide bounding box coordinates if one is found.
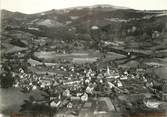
[1,5,167,78]
[1,4,167,117]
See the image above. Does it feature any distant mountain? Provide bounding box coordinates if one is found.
[1,4,166,28]
[1,4,167,56]
[61,4,130,11]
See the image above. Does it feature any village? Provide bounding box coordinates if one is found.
[1,52,166,117]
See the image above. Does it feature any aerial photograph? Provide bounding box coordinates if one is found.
[0,0,167,117]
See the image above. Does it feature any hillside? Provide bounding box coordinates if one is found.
[1,5,167,76]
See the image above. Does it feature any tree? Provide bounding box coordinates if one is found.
[0,60,15,88]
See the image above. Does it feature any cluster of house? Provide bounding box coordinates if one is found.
[11,61,167,114]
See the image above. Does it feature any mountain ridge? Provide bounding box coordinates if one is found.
[1,4,167,15]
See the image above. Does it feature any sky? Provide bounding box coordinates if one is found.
[1,0,167,14]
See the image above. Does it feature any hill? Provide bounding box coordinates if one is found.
[1,5,167,72]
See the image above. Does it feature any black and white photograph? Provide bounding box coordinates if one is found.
[0,0,167,117]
